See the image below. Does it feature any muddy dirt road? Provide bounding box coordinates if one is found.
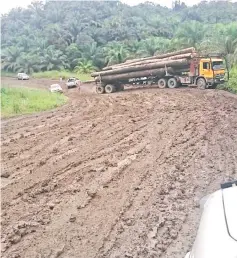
[1,80,237,258]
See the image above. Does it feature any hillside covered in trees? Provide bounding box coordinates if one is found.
[1,0,237,74]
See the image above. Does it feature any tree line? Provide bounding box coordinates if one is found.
[1,0,237,74]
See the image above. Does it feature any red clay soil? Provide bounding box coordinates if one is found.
[1,78,237,258]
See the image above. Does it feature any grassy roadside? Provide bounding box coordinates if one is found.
[1,86,67,118]
[1,71,15,77]
[1,70,92,81]
[32,70,92,81]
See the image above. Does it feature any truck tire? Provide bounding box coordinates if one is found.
[158,78,167,89]
[116,84,124,91]
[96,85,105,94]
[105,84,116,94]
[197,78,206,90]
[120,85,124,91]
[210,84,217,89]
[167,78,178,88]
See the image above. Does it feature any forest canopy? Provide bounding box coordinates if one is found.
[1,0,237,74]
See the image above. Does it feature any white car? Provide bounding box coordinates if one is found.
[17,73,29,80]
[49,84,63,93]
[66,77,80,89]
[185,180,237,258]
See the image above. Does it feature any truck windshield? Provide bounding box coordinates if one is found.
[212,61,225,70]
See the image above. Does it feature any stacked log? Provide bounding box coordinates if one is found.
[103,53,193,70]
[91,48,196,83]
[94,67,188,82]
[102,47,195,70]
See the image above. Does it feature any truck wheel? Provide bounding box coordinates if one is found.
[105,84,116,94]
[116,84,124,91]
[210,84,217,89]
[96,85,105,94]
[167,78,178,88]
[120,85,124,91]
[157,78,167,89]
[197,78,206,90]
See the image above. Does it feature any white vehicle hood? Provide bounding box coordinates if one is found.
[189,188,237,258]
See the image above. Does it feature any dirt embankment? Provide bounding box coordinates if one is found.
[1,79,237,258]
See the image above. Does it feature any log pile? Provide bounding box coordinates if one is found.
[91,48,196,83]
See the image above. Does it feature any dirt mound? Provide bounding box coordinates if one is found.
[1,84,237,258]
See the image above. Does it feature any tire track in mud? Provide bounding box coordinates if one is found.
[1,87,237,258]
[97,92,237,258]
[1,91,153,257]
[94,105,201,258]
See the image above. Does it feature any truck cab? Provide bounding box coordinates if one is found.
[198,58,226,88]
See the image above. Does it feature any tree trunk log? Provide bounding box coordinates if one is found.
[102,47,195,71]
[92,59,190,77]
[106,53,194,70]
[124,47,195,64]
[95,66,189,82]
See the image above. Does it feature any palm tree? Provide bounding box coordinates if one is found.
[32,38,49,55]
[80,42,105,69]
[126,40,141,59]
[16,53,42,74]
[28,1,44,15]
[224,23,237,41]
[74,59,95,74]
[66,18,89,44]
[45,2,66,23]
[65,43,82,69]
[175,21,205,48]
[169,38,187,51]
[40,46,69,71]
[224,37,237,68]
[1,46,22,72]
[16,36,33,52]
[146,16,172,38]
[138,37,171,56]
[104,44,129,65]
[225,37,237,55]
[45,24,69,49]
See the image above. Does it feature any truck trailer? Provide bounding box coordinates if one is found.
[91,48,227,94]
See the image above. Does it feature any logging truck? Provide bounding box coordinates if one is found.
[91,48,227,94]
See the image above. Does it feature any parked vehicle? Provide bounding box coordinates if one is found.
[66,78,80,89]
[185,180,237,258]
[49,84,63,93]
[17,73,29,80]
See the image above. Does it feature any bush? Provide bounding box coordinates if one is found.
[1,86,68,117]
[218,67,237,94]
[228,67,237,93]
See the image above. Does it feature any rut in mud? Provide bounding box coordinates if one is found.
[1,85,237,258]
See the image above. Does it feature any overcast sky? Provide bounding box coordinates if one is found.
[0,0,233,14]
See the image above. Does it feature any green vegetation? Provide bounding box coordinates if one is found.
[1,71,15,77]
[228,67,237,93]
[1,86,67,117]
[219,66,237,94]
[1,1,237,92]
[32,70,91,81]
